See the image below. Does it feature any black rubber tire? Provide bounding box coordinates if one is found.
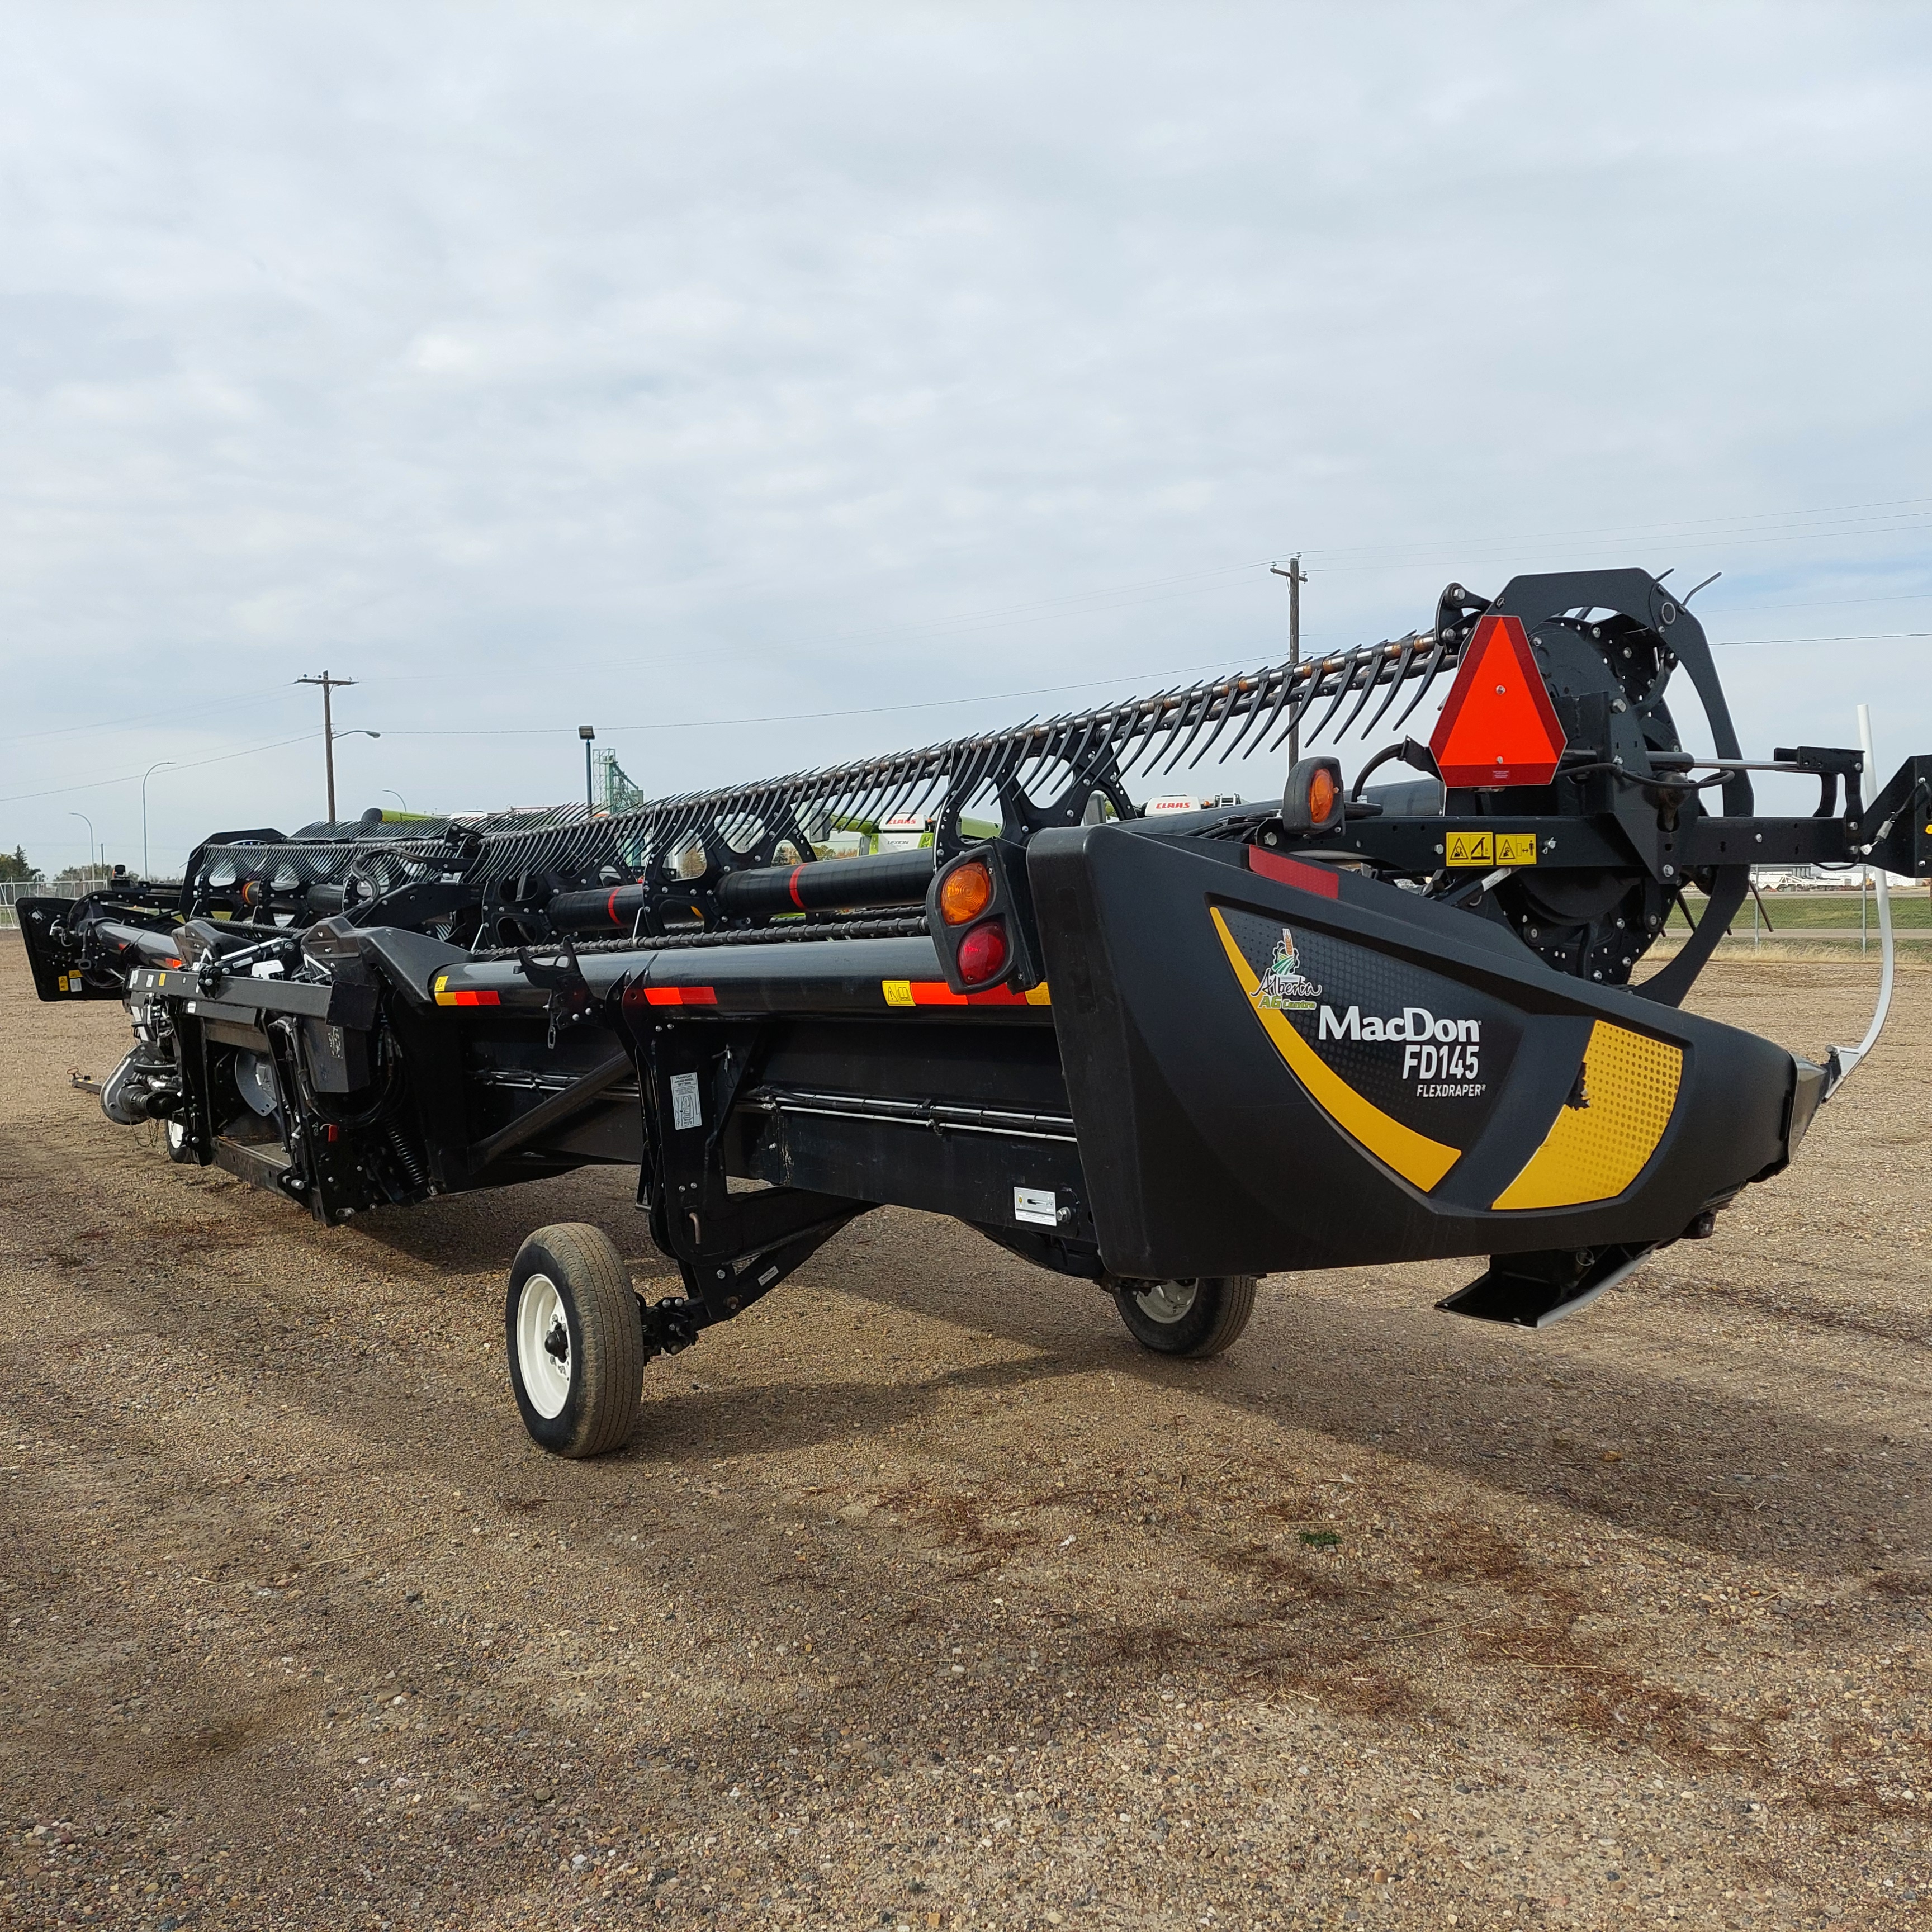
[163,1115,197,1164]
[1113,1276,1258,1358]
[505,1223,645,1457]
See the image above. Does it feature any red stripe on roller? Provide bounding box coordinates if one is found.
[1247,848,1341,897]
[607,888,621,926]
[643,986,719,1006]
[788,865,807,911]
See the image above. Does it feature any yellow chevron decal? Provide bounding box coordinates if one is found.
[1211,907,1460,1192]
[1491,1019,1681,1210]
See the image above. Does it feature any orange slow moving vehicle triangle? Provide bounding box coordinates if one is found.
[1428,613,1568,788]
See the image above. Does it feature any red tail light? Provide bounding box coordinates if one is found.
[956,921,1008,985]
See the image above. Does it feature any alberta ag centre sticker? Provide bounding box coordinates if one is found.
[1253,929,1322,1011]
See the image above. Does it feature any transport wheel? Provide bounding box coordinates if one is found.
[505,1223,645,1457]
[1113,1276,1257,1359]
[163,1115,196,1164]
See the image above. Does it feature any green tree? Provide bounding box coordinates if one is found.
[0,845,34,883]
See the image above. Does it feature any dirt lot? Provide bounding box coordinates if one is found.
[2,939,1928,1931]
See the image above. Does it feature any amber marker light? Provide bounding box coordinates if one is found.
[939,858,995,925]
[1305,764,1338,825]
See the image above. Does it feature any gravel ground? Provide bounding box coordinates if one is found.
[2,938,1928,1931]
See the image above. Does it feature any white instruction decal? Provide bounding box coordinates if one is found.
[1013,1186,1057,1229]
[670,1072,703,1131]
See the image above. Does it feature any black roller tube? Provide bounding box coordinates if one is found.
[547,847,938,932]
[90,920,188,965]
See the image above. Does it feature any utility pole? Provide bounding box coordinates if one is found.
[579,725,596,814]
[1270,556,1307,765]
[296,673,357,822]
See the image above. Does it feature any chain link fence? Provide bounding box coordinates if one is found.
[0,873,119,930]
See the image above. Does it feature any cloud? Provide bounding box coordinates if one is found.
[1,1,1928,864]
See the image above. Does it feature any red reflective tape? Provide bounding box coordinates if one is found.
[608,888,621,926]
[1247,848,1341,897]
[644,986,719,1006]
[449,989,500,1007]
[788,864,807,911]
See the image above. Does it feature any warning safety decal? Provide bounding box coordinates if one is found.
[1445,830,1540,868]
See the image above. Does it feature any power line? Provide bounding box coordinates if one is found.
[0,683,298,747]
[0,732,318,807]
[1711,631,1932,647]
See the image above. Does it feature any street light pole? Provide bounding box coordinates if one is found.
[1270,556,1307,766]
[579,725,596,814]
[68,811,97,883]
[328,730,382,821]
[296,671,358,822]
[142,760,176,880]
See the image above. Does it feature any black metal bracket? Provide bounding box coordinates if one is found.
[1773,745,1865,825]
[516,936,599,1047]
[635,1205,863,1358]
[1853,757,1932,877]
[467,1050,633,1171]
[629,1006,873,1309]
[1437,1243,1652,1328]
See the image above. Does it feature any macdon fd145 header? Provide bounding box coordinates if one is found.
[21,567,1929,1456]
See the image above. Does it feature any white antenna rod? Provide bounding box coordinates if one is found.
[1824,702,1895,1095]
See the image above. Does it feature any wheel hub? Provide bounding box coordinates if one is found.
[1131,1279,1198,1325]
[515,1272,572,1419]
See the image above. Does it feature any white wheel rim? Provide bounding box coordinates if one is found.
[516,1273,572,1419]
[1133,1280,1198,1325]
[165,1117,186,1152]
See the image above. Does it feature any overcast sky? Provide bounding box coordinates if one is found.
[3,2,1929,873]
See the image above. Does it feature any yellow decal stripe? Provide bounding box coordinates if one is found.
[1491,1019,1681,1210]
[1210,908,1460,1192]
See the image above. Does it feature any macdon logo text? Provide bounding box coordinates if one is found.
[1318,1004,1484,1083]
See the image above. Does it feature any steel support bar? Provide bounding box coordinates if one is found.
[468,1050,634,1169]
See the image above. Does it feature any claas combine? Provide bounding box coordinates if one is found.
[21,567,1929,1455]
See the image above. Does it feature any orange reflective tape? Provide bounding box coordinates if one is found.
[880,979,1049,1008]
